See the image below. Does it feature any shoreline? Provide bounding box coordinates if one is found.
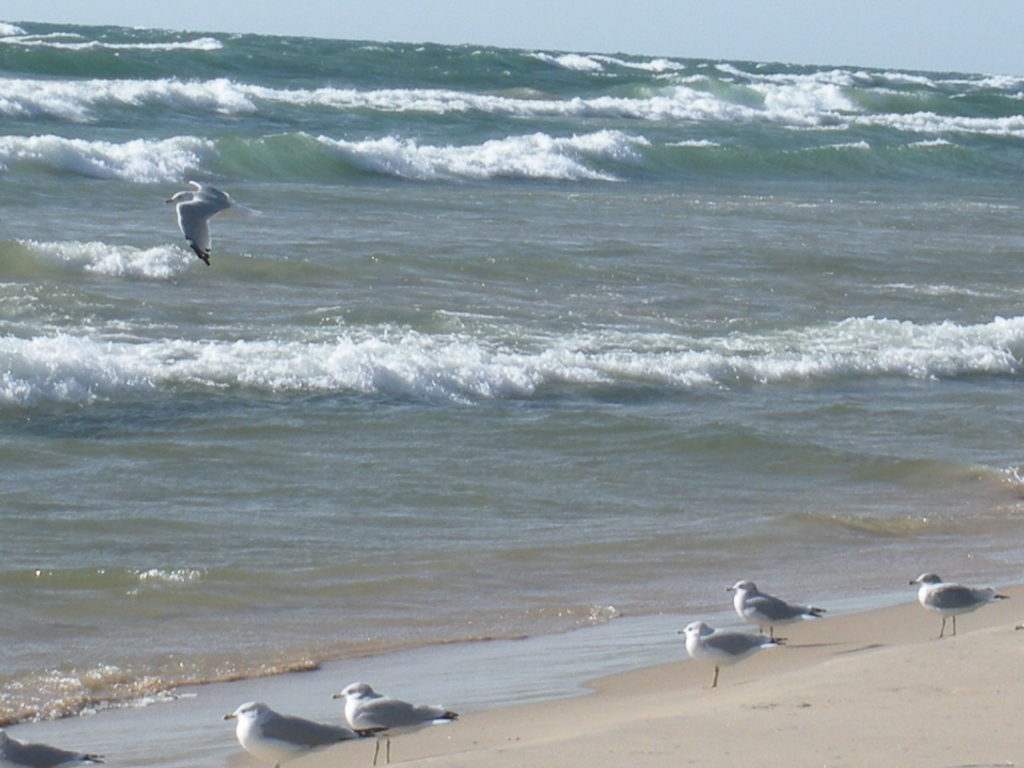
[7,584,1021,767]
[347,584,1024,768]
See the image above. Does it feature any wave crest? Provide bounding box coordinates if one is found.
[3,315,1024,408]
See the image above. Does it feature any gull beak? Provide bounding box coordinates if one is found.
[331,693,344,699]
[223,713,237,720]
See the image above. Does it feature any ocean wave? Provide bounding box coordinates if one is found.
[530,52,605,73]
[0,130,643,183]
[3,316,1023,408]
[0,134,211,182]
[2,70,1021,142]
[14,240,192,279]
[0,31,221,52]
[313,130,643,181]
[0,655,316,726]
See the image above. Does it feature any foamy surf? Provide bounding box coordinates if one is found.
[16,240,192,279]
[3,316,1023,408]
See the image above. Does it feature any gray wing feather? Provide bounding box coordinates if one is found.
[706,632,767,655]
[929,584,990,609]
[355,699,454,729]
[3,741,102,768]
[261,714,359,747]
[748,594,807,621]
[177,203,213,252]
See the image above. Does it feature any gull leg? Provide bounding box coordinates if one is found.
[372,738,381,766]
[939,616,946,638]
[711,665,720,688]
[952,616,957,637]
[385,737,391,764]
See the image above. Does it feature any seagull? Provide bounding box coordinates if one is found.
[166,180,247,265]
[910,573,1008,638]
[224,701,378,768]
[680,621,782,688]
[728,579,825,639]
[333,682,458,765]
[0,729,103,768]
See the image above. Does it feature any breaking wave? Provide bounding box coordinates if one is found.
[2,315,1023,408]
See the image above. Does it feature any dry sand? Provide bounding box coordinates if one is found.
[293,585,1023,768]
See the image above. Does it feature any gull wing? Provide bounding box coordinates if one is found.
[261,714,360,748]
[3,739,102,768]
[354,698,455,729]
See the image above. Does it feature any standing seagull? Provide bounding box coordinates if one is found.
[166,181,244,265]
[333,682,458,765]
[0,729,103,768]
[728,579,825,639]
[224,701,376,768]
[910,573,1008,638]
[680,621,782,688]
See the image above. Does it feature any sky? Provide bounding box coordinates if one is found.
[4,1,1023,75]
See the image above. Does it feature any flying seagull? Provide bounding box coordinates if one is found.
[909,573,1008,638]
[166,180,249,265]
[728,579,825,639]
[224,701,379,768]
[334,682,458,765]
[0,728,103,768]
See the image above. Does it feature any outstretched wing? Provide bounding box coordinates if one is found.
[176,201,213,257]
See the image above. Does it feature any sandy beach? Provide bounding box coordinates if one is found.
[280,585,1024,768]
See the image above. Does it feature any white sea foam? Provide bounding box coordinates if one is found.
[0,77,257,121]
[3,316,1024,407]
[3,72,1017,138]
[0,74,865,128]
[591,55,684,73]
[530,52,605,72]
[856,111,1024,137]
[133,568,205,586]
[316,130,645,181]
[0,135,211,182]
[0,33,221,51]
[19,240,192,279]
[0,22,26,36]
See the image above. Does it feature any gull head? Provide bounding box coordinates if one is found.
[679,621,714,639]
[727,579,757,594]
[333,682,377,702]
[166,190,193,205]
[910,573,942,587]
[224,701,270,722]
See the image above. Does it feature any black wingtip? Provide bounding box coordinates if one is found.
[188,242,211,265]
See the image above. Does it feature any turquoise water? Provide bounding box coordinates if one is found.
[1,19,1024,729]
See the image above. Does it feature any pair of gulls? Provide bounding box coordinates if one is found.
[680,579,825,689]
[224,682,457,768]
[682,574,1009,688]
